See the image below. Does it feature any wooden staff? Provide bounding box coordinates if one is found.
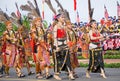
[88,0,94,21]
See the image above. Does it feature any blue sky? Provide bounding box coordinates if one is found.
[0,0,119,23]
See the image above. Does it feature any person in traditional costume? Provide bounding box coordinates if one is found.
[53,14,75,80]
[37,39,53,79]
[0,37,5,77]
[47,18,58,56]
[17,27,34,76]
[65,20,79,78]
[116,18,120,32]
[80,24,90,59]
[86,19,107,79]
[30,17,52,79]
[3,21,25,78]
[30,17,43,78]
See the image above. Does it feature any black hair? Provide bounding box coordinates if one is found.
[89,19,96,25]
[56,14,61,19]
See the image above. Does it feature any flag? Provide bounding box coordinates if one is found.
[15,2,21,18]
[74,0,77,11]
[117,1,120,17]
[76,11,80,23]
[16,10,21,18]
[42,0,45,19]
[104,5,109,20]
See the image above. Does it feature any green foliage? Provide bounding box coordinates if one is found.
[104,63,120,68]
[30,64,35,67]
[13,24,18,31]
[28,57,33,61]
[103,54,120,59]
[30,62,120,68]
[42,20,48,29]
[22,16,30,30]
[77,56,85,59]
[79,63,120,68]
[78,54,120,59]
[0,22,18,36]
[0,22,6,36]
[79,63,88,67]
[103,50,120,59]
[50,63,54,66]
[105,50,120,55]
[77,50,120,59]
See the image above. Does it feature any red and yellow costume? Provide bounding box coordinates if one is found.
[66,21,79,69]
[30,17,52,79]
[2,21,25,77]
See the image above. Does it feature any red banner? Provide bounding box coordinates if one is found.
[117,1,120,17]
[104,5,109,20]
[74,0,77,11]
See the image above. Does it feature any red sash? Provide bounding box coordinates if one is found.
[91,32,100,42]
[91,32,101,47]
[57,29,66,38]
[30,39,36,62]
[2,42,7,64]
